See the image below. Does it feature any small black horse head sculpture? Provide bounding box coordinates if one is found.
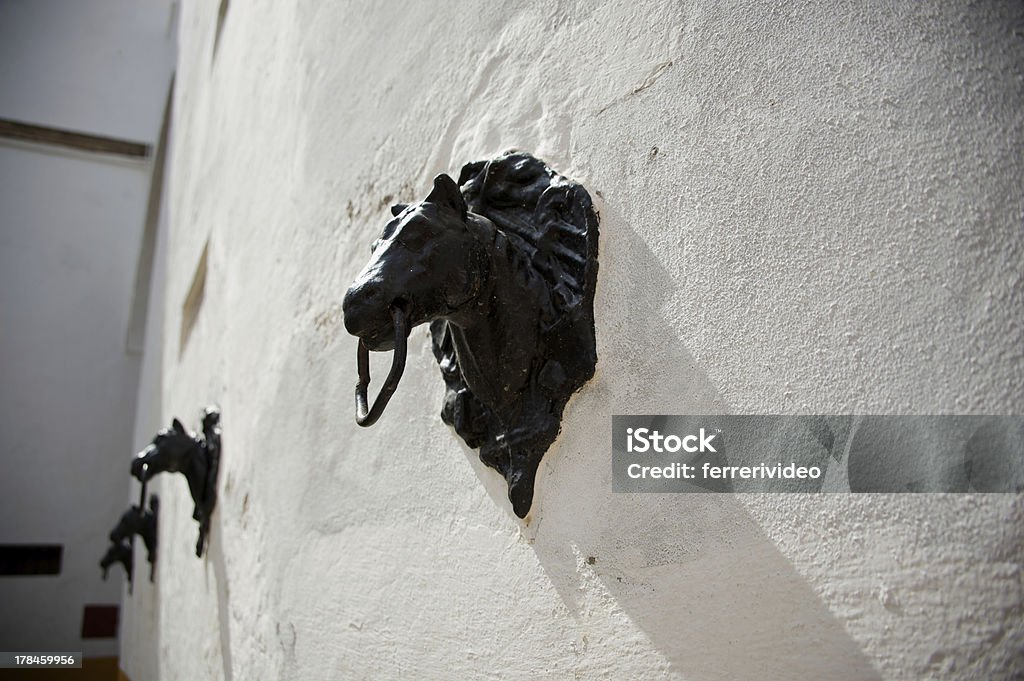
[109,496,159,582]
[343,152,599,518]
[132,408,220,556]
[132,419,196,478]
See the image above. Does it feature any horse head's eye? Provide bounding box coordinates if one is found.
[396,230,429,251]
[393,217,436,251]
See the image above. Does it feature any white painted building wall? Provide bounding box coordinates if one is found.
[126,1,1022,679]
[0,0,176,662]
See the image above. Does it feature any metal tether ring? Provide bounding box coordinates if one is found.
[355,305,409,427]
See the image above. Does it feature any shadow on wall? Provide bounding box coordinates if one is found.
[117,476,164,681]
[524,209,883,680]
[209,476,234,681]
[145,499,164,681]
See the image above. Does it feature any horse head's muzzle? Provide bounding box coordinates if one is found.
[342,298,410,427]
[343,277,396,348]
[131,447,155,480]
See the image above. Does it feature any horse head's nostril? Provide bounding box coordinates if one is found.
[343,280,408,344]
[342,280,366,313]
[390,298,410,316]
[342,281,378,331]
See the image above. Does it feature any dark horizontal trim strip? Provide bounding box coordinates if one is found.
[0,118,150,158]
[0,544,63,575]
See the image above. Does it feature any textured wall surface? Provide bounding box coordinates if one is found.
[124,1,1023,679]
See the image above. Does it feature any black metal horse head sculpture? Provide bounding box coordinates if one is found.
[109,495,159,582]
[343,152,599,518]
[132,407,221,556]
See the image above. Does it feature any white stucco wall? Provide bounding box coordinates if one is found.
[128,1,1022,679]
[0,0,176,660]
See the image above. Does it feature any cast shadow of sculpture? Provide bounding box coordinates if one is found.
[343,152,598,518]
[132,407,221,557]
[525,209,883,680]
[846,415,1024,492]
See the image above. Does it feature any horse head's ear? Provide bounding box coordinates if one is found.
[390,203,408,217]
[172,418,186,434]
[426,174,467,218]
